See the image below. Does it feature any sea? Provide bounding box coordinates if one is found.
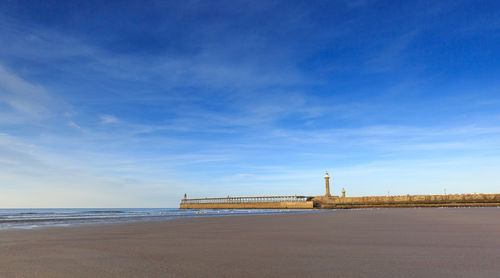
[0,208,315,230]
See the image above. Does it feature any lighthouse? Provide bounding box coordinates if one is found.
[324,171,331,197]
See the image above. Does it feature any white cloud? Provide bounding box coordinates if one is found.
[100,114,119,124]
[0,65,51,118]
[68,121,83,130]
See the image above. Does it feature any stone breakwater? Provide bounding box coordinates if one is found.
[313,193,500,209]
[180,193,500,209]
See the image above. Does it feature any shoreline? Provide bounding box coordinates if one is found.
[1,206,496,232]
[1,208,499,277]
[0,208,317,231]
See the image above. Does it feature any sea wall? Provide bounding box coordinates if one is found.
[314,193,500,209]
[180,201,314,209]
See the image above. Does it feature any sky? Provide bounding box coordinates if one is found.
[0,0,499,208]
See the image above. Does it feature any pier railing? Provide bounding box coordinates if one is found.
[181,195,311,204]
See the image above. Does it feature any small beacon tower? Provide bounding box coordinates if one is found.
[325,171,331,197]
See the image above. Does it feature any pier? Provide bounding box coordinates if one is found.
[180,195,314,209]
[180,172,500,209]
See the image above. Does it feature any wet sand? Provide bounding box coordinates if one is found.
[1,208,499,278]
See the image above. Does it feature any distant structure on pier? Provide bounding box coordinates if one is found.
[324,171,331,197]
[180,172,500,209]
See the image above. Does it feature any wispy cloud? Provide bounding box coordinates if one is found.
[68,120,83,131]
[0,65,52,118]
[100,114,119,124]
[364,30,421,73]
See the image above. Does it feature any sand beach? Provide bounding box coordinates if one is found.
[1,208,499,277]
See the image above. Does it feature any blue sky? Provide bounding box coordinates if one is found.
[1,0,499,208]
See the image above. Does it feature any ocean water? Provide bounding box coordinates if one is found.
[0,208,315,230]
